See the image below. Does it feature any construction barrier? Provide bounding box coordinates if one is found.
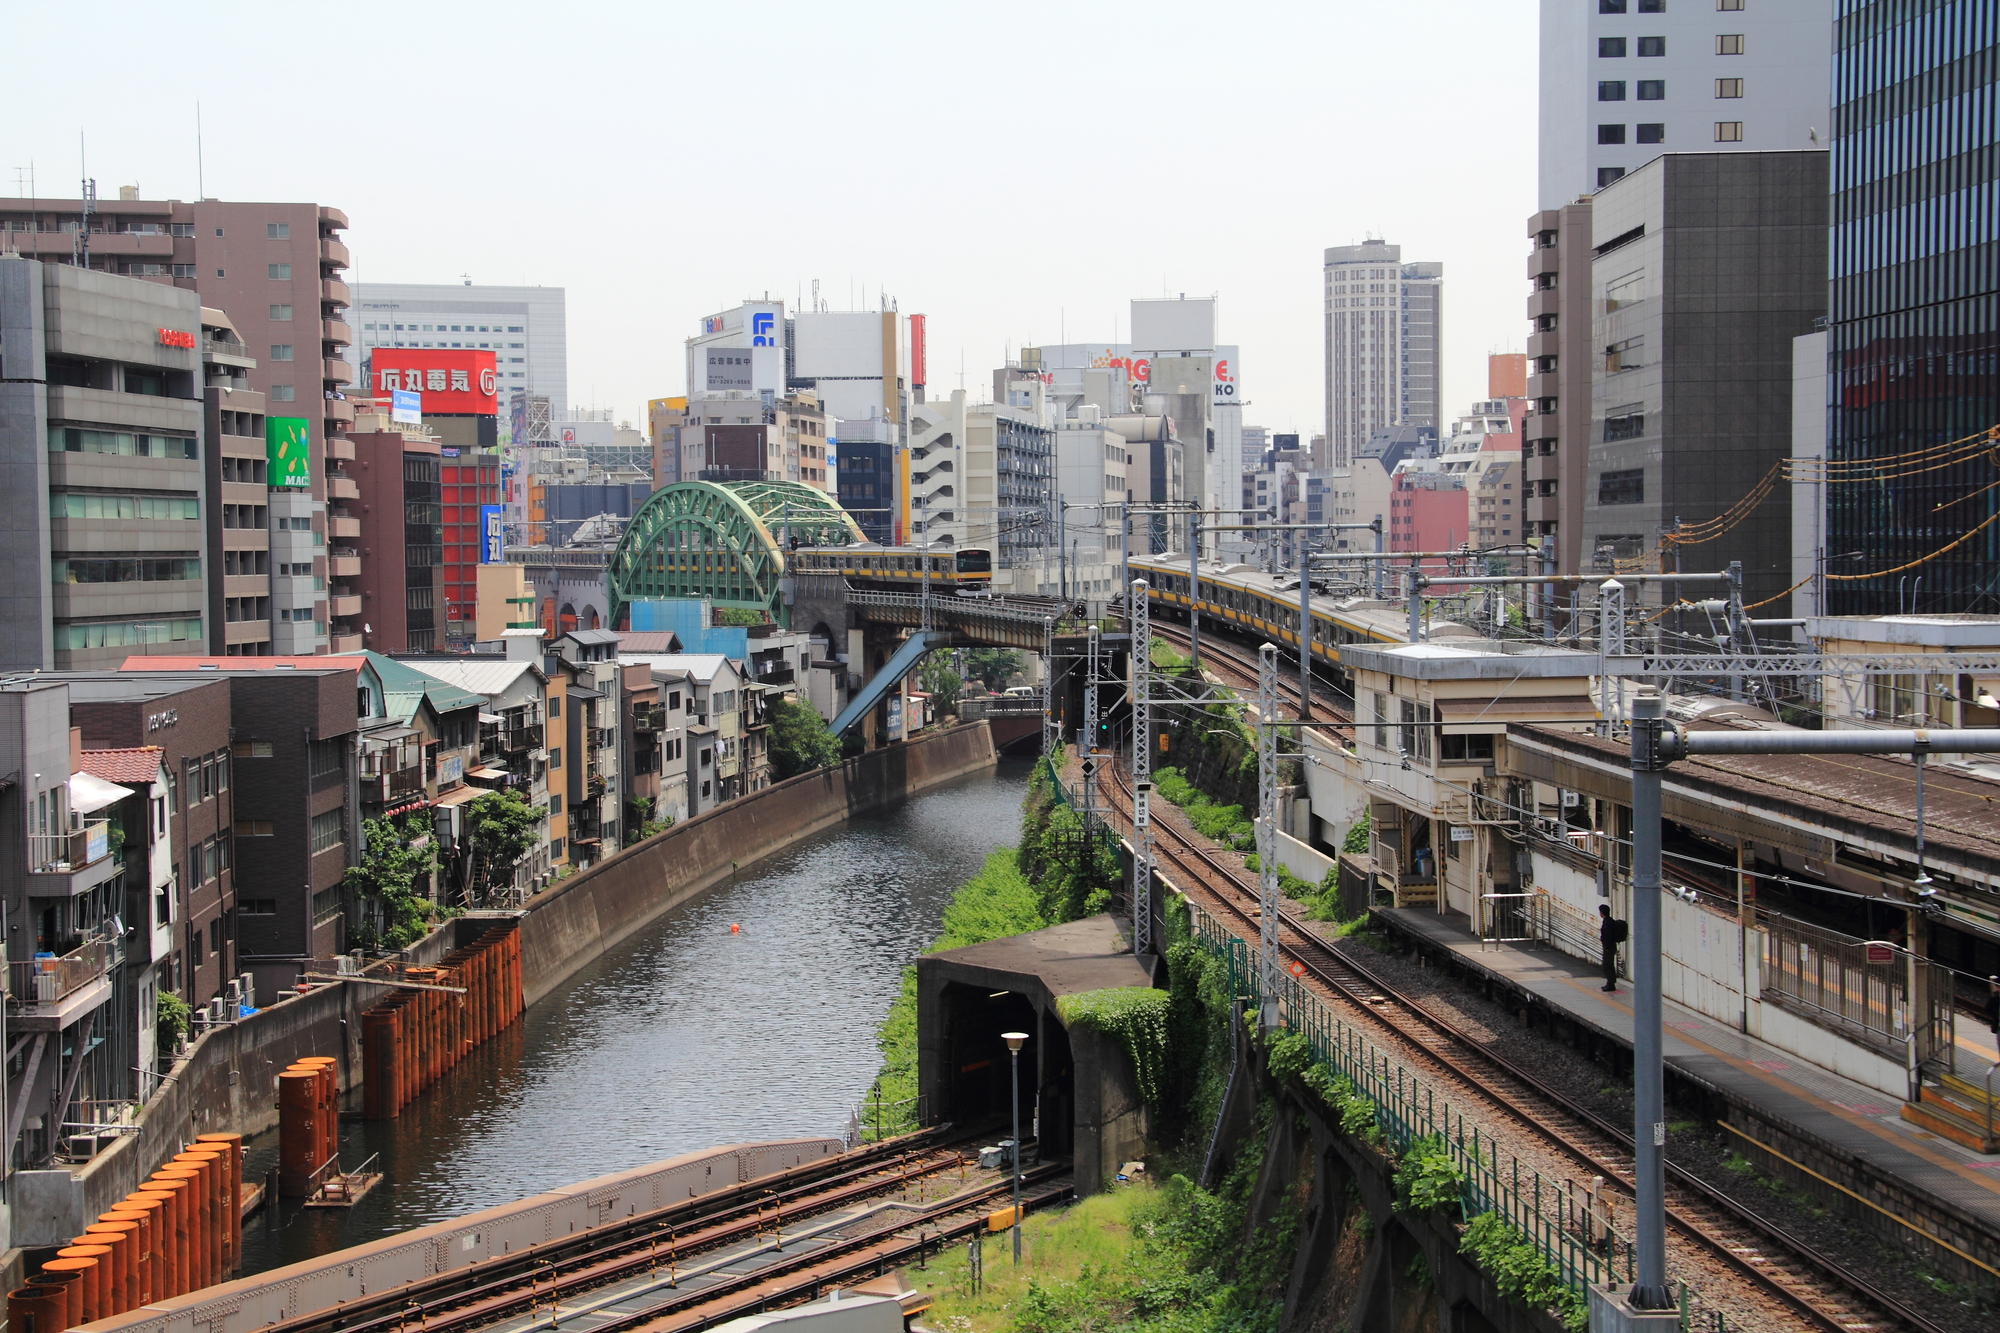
[362,925,523,1120]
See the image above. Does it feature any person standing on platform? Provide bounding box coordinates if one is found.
[1598,903,1627,993]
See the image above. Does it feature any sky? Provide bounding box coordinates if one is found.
[5,0,1539,438]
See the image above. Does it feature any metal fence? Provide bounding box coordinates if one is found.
[1760,912,1955,1080]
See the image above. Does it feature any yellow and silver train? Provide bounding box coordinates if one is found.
[790,544,994,589]
[1130,552,1477,672]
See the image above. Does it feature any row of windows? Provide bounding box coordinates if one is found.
[1598,79,1746,99]
[1598,35,1670,56]
[364,323,524,335]
[48,427,198,459]
[55,616,202,650]
[1599,123,1669,144]
[54,557,201,584]
[1602,0,1748,11]
[52,492,200,521]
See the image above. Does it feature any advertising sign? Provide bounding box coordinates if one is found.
[391,389,422,424]
[370,349,499,415]
[479,505,505,564]
[265,417,312,489]
[701,314,726,334]
[1213,345,1241,406]
[886,694,904,741]
[705,347,754,392]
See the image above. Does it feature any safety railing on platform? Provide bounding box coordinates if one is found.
[1760,912,1955,1078]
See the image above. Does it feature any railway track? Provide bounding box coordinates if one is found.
[259,1131,1068,1333]
[1093,759,1943,1333]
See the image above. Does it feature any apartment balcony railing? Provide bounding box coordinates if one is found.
[29,821,111,875]
[9,937,112,1007]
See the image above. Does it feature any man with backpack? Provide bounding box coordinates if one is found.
[1599,903,1628,993]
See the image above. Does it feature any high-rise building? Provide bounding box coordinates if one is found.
[199,308,272,654]
[349,283,566,417]
[0,192,355,655]
[1579,151,1828,612]
[1323,241,1442,470]
[0,259,208,669]
[1537,0,1832,207]
[1823,0,1999,615]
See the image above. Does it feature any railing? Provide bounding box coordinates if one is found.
[1177,896,1637,1312]
[501,721,544,753]
[10,938,111,1005]
[1760,912,1955,1075]
[29,820,112,874]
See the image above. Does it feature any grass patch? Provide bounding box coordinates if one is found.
[1153,767,1254,850]
[923,1188,1147,1333]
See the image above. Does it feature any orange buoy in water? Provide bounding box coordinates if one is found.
[729,923,740,934]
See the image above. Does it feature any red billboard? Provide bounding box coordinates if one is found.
[909,313,927,389]
[367,349,499,415]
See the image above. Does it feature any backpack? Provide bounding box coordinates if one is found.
[1606,917,1629,946]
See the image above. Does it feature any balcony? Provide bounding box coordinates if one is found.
[501,721,544,754]
[324,398,355,427]
[329,551,361,578]
[203,336,257,369]
[632,704,665,732]
[320,238,351,268]
[363,765,424,803]
[27,820,117,890]
[8,937,114,1032]
[329,594,363,618]
[329,515,361,539]
[321,278,350,307]
[323,358,353,386]
[323,318,352,348]
[328,474,359,501]
[325,430,355,457]
[330,632,363,653]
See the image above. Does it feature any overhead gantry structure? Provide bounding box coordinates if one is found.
[606,480,863,630]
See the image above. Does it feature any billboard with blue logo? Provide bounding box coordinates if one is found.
[480,505,505,563]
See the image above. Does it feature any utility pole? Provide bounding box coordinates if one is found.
[1627,689,1670,1310]
[1187,512,1201,670]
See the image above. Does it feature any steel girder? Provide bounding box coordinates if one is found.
[607,480,862,630]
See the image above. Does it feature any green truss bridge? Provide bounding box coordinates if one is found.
[605,480,863,630]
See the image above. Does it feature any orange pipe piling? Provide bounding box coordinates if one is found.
[33,1265,83,1330]
[53,1249,109,1324]
[8,1284,70,1333]
[152,1168,208,1293]
[195,1131,244,1277]
[102,1203,159,1305]
[81,1223,138,1314]
[173,1150,226,1287]
[138,1178,190,1297]
[278,1069,321,1196]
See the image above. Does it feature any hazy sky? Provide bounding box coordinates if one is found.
[6,0,1538,437]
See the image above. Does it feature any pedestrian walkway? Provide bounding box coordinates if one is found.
[1377,907,2000,1275]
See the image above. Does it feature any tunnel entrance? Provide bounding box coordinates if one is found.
[938,983,1048,1141]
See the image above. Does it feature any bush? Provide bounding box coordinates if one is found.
[1394,1134,1463,1213]
[1154,767,1255,850]
[768,699,844,778]
[156,990,191,1056]
[1460,1212,1588,1333]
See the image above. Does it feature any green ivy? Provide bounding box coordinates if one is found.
[1262,1028,1382,1147]
[1057,987,1172,1113]
[1460,1212,1589,1333]
[1341,816,1372,856]
[1394,1134,1463,1213]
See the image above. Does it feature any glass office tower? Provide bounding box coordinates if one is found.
[1826,0,1998,614]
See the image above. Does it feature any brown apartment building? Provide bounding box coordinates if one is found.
[1523,199,1595,593]
[64,674,239,1007]
[0,191,355,653]
[347,403,444,653]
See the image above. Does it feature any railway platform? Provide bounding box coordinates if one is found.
[1374,905,2000,1286]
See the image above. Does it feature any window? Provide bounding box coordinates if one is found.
[548,747,561,768]
[1715,78,1743,98]
[1604,271,1646,310]
[1637,36,1665,55]
[49,427,198,458]
[1604,336,1645,372]
[309,808,344,855]
[1637,80,1665,100]
[239,899,277,916]
[1599,0,1626,10]
[235,739,276,761]
[1438,734,1496,764]
[51,493,199,520]
[548,695,561,718]
[172,264,196,279]
[1714,120,1743,141]
[1639,0,1665,9]
[1638,123,1666,143]
[267,222,289,239]
[270,344,294,361]
[1716,33,1743,53]
[1598,81,1627,101]
[1717,0,1741,8]
[1597,166,1627,187]
[550,838,565,861]
[271,385,295,401]
[549,794,562,815]
[1604,406,1646,441]
[1599,37,1627,57]
[1599,468,1646,504]
[1598,124,1627,144]
[308,737,343,778]
[267,263,291,280]
[270,304,292,321]
[239,820,275,836]
[1373,692,1389,750]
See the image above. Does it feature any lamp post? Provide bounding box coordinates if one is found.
[1001,1030,1028,1263]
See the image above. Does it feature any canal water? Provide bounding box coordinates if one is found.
[238,758,1033,1275]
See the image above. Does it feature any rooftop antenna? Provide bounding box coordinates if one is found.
[75,134,93,272]
[460,273,471,286]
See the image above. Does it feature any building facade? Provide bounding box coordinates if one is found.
[1523,199,1598,578]
[1824,0,1999,614]
[349,282,566,415]
[1323,241,1443,470]
[1537,0,1833,206]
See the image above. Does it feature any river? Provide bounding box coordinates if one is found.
[237,758,1033,1275]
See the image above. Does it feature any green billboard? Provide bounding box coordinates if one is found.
[266,417,312,489]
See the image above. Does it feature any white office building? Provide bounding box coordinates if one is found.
[349,282,568,413]
[1323,241,1442,471]
[1537,0,1831,208]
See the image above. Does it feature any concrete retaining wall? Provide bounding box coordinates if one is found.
[18,724,996,1250]
[518,722,997,1004]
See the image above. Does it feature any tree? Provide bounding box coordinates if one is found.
[624,796,673,847]
[917,655,961,715]
[713,606,767,627]
[466,789,541,901]
[767,699,844,779]
[342,813,440,949]
[963,649,1022,691]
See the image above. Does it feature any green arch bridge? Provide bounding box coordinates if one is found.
[606,480,863,630]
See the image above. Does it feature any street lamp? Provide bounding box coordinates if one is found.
[1001,1030,1028,1263]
